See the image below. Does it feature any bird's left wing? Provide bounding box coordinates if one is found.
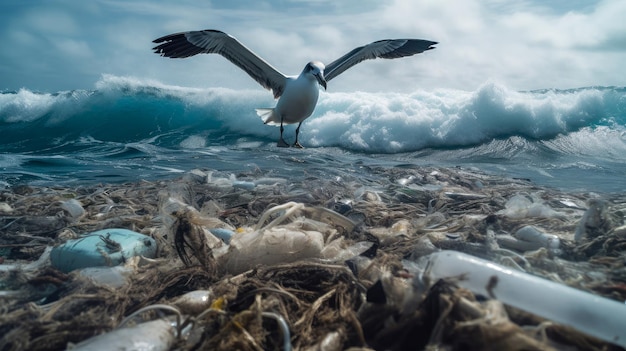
[153,30,288,98]
[323,39,437,83]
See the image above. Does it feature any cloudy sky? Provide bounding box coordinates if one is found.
[1,0,624,93]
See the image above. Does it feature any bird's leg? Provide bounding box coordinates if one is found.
[277,116,290,148]
[293,122,304,148]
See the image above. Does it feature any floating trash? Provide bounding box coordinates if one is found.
[77,266,133,289]
[59,199,85,220]
[219,206,325,274]
[1,166,626,350]
[208,228,235,244]
[50,228,157,273]
[68,318,176,351]
[0,202,14,213]
[171,289,212,315]
[497,225,561,252]
[172,201,367,275]
[575,199,614,242]
[421,250,626,348]
[231,180,256,191]
[498,193,566,219]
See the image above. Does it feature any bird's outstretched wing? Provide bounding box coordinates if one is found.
[153,30,288,98]
[324,39,437,83]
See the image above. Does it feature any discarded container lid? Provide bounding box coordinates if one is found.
[50,228,157,273]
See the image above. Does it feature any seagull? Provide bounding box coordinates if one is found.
[152,30,437,148]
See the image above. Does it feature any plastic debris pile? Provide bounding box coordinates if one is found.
[1,166,626,350]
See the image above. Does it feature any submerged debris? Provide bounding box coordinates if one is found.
[1,166,625,350]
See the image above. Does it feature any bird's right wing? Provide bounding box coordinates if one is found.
[153,30,288,98]
[324,39,437,83]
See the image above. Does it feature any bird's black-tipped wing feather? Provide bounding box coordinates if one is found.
[324,39,437,82]
[153,30,287,98]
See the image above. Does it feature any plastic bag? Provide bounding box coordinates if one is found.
[219,203,325,274]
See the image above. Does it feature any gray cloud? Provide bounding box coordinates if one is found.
[0,0,624,92]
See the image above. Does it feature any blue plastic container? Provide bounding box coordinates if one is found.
[50,228,157,273]
[209,228,235,244]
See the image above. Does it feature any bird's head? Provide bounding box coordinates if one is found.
[304,61,327,90]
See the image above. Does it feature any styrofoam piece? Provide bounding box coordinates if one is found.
[423,250,626,347]
[50,228,157,273]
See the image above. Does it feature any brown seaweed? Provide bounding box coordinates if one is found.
[1,166,625,350]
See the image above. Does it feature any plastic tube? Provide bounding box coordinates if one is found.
[262,312,292,351]
[423,251,626,347]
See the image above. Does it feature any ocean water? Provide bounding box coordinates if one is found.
[1,74,625,193]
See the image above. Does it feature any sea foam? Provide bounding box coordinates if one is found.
[1,75,624,155]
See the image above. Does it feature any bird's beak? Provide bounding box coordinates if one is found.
[315,73,327,90]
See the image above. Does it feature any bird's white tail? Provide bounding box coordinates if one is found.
[255,108,280,126]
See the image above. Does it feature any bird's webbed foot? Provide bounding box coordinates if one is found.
[277,138,290,148]
[292,141,304,148]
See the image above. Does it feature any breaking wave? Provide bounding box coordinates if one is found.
[1,74,624,156]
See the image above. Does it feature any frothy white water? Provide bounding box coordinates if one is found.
[1,75,625,191]
[303,83,608,152]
